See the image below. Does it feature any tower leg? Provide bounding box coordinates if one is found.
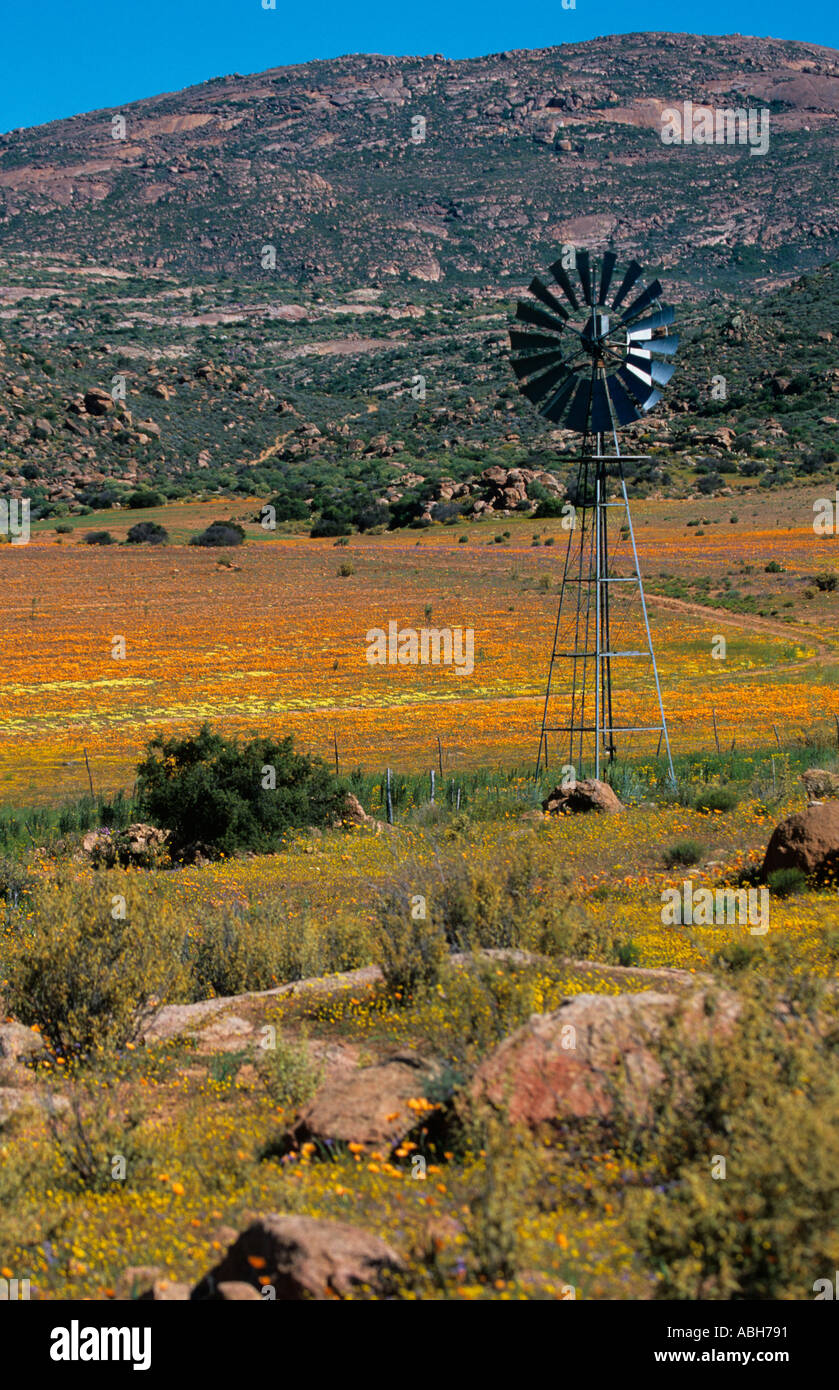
[536,448,675,788]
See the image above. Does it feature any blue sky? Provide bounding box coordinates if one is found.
[2,0,836,133]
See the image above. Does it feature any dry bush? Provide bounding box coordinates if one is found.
[624,981,839,1299]
[3,872,189,1064]
[188,901,368,999]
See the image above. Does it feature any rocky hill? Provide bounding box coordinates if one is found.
[1,33,838,523]
[2,33,839,289]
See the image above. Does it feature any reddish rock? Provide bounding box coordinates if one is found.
[81,822,169,867]
[287,1052,440,1154]
[542,777,624,815]
[215,1281,263,1300]
[470,989,739,1132]
[192,1215,406,1300]
[801,768,839,803]
[0,1021,46,1062]
[333,791,383,833]
[138,1278,190,1301]
[115,1265,190,1300]
[761,802,839,883]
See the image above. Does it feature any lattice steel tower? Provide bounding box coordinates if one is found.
[508,248,677,784]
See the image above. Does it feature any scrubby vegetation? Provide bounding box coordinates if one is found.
[0,718,837,1301]
[4,873,188,1064]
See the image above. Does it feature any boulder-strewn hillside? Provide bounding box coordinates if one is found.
[1,34,838,523]
[1,252,838,524]
[2,33,839,288]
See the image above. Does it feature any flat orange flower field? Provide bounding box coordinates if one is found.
[1,495,836,802]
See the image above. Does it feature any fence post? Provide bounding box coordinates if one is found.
[711,708,720,754]
[430,769,435,803]
[386,768,393,825]
[437,736,443,777]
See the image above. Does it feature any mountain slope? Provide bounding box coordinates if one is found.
[1,252,837,521]
[2,33,839,289]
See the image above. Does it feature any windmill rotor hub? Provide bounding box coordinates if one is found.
[581,311,610,351]
[510,251,677,434]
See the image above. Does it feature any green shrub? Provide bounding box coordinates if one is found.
[84,530,114,546]
[372,836,603,982]
[265,491,309,524]
[190,520,245,547]
[711,938,763,973]
[813,572,838,592]
[256,1032,322,1111]
[127,489,164,509]
[663,839,704,867]
[189,899,368,998]
[693,786,738,814]
[432,840,548,953]
[310,507,352,538]
[126,521,168,545]
[0,855,35,915]
[189,905,292,997]
[46,1083,151,1192]
[135,724,345,859]
[3,873,189,1064]
[461,1120,538,1284]
[613,939,641,967]
[767,866,808,897]
[371,888,448,999]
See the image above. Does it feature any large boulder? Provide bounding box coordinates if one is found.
[83,387,113,416]
[542,778,624,815]
[469,989,739,1133]
[191,1215,406,1300]
[762,801,839,882]
[284,1052,441,1156]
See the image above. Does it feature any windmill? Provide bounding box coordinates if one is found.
[509,248,678,785]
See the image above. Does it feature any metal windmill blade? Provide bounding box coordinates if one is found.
[510,252,678,437]
[507,247,680,788]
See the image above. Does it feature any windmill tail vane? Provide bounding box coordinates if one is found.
[509,248,679,786]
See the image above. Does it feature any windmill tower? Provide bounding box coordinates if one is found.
[509,248,678,785]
